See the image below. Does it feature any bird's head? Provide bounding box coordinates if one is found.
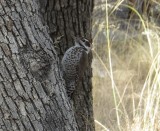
[73,36,92,53]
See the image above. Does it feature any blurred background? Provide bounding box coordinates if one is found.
[92,0,160,130]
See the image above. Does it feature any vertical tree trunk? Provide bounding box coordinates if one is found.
[42,0,95,131]
[0,0,95,131]
[0,0,78,131]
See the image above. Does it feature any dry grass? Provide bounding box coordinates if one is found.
[92,0,160,131]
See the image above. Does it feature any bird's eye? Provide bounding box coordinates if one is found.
[82,39,86,42]
[85,41,90,47]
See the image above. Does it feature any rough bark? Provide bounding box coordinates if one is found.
[41,0,95,131]
[0,0,79,131]
[0,0,95,131]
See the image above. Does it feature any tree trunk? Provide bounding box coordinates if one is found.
[41,0,94,53]
[0,0,94,131]
[42,0,94,131]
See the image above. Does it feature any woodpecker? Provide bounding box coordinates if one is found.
[61,36,92,97]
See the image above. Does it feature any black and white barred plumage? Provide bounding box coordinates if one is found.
[61,37,92,97]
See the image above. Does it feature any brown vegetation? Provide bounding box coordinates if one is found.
[92,0,160,130]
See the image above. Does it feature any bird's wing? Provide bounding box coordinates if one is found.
[76,49,88,80]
